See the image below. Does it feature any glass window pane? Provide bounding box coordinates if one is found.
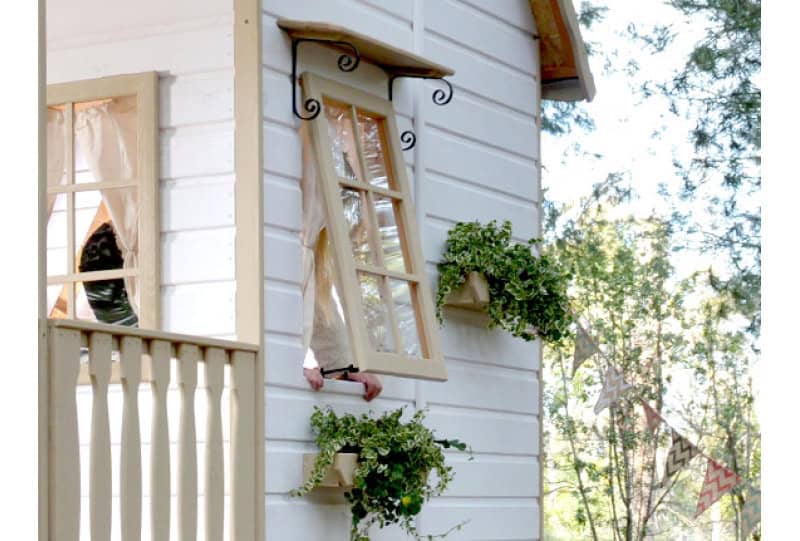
[341,188,375,265]
[372,195,407,273]
[48,285,67,319]
[357,272,395,353]
[356,110,391,189]
[47,193,68,276]
[78,279,138,326]
[324,101,363,183]
[74,95,138,183]
[389,279,423,358]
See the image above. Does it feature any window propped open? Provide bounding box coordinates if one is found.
[301,73,446,382]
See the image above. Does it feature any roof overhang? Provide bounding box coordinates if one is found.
[529,0,596,102]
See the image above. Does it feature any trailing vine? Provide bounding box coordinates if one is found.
[436,220,572,343]
[292,406,470,541]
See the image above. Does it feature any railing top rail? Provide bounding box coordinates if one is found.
[48,318,259,353]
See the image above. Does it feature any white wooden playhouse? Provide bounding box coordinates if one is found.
[41,0,595,540]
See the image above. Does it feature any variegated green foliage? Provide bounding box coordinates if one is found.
[435,220,572,343]
[292,406,469,541]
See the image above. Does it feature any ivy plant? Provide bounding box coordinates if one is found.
[436,220,572,343]
[292,406,470,541]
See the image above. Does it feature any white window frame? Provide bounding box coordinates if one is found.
[46,72,160,329]
[302,72,446,381]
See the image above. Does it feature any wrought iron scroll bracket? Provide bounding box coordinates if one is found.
[291,37,361,121]
[388,75,454,151]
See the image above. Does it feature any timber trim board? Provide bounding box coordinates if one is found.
[301,72,447,382]
[277,18,454,78]
[233,0,264,539]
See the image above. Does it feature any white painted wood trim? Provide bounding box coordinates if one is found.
[48,327,81,540]
[149,339,172,541]
[119,336,143,541]
[204,348,226,541]
[231,350,257,541]
[50,318,259,352]
[233,0,264,537]
[177,344,199,541]
[88,332,113,541]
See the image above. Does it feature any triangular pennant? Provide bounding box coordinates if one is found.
[661,431,701,486]
[593,365,633,414]
[694,458,742,518]
[573,323,601,375]
[740,486,760,539]
[641,401,664,435]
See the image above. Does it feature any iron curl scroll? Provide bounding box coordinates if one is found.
[388,75,454,106]
[400,130,417,151]
[291,37,361,121]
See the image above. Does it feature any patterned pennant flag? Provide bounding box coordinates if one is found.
[593,365,633,414]
[661,431,701,487]
[694,458,742,518]
[641,401,664,435]
[573,323,601,375]
[740,487,761,539]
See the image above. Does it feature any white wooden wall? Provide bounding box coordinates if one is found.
[47,2,237,539]
[262,1,543,540]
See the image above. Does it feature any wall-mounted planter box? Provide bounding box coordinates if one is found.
[302,452,358,489]
[443,271,490,312]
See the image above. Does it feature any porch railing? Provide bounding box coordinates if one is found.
[46,318,260,541]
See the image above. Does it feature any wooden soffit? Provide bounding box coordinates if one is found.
[529,0,596,102]
[277,19,454,78]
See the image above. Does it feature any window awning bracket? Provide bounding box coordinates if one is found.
[280,19,456,152]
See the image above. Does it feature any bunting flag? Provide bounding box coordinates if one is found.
[593,365,633,414]
[694,458,742,518]
[661,431,701,486]
[641,401,664,435]
[740,487,761,539]
[573,323,601,375]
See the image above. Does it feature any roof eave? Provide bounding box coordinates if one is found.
[531,0,597,103]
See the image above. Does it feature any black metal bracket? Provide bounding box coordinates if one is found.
[288,36,455,152]
[388,76,453,150]
[320,364,360,378]
[291,37,361,121]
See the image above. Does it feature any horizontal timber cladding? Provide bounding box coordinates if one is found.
[262,0,543,539]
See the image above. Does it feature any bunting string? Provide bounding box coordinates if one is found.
[571,318,759,529]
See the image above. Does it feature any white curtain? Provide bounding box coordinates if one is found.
[300,126,353,372]
[46,108,67,217]
[73,96,140,313]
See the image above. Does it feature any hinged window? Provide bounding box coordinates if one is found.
[302,73,446,381]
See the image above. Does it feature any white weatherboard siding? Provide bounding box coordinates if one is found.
[262,1,542,540]
[48,2,236,540]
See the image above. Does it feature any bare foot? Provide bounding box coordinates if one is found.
[303,367,324,391]
[347,372,383,401]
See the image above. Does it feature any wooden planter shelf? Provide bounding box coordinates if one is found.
[303,452,359,489]
[444,272,490,311]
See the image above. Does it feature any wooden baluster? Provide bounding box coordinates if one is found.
[119,336,143,541]
[149,340,172,541]
[230,350,256,541]
[177,344,199,541]
[50,327,82,541]
[204,348,226,541]
[88,332,113,541]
